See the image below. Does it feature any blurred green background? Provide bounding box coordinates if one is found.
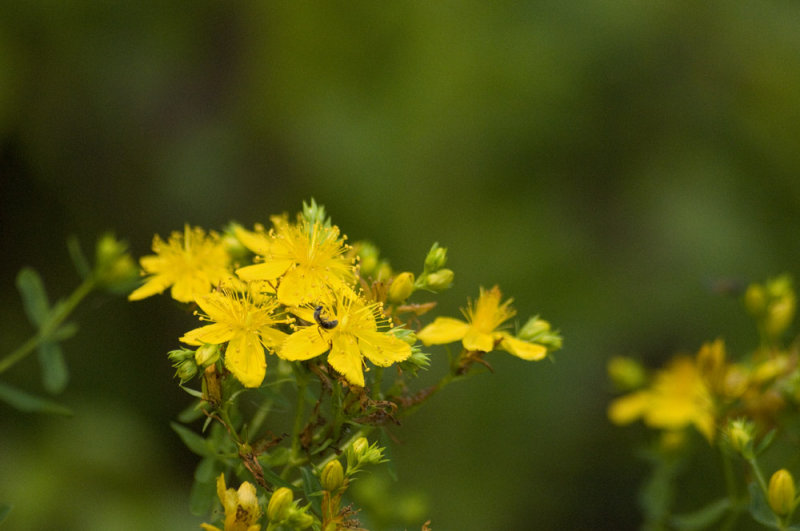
[3,2,800,530]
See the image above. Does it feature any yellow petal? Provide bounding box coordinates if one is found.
[357,330,412,366]
[328,333,364,387]
[234,225,271,255]
[171,274,210,303]
[259,327,289,350]
[199,525,222,531]
[462,328,495,352]
[128,275,172,300]
[608,391,649,425]
[277,267,329,306]
[500,335,547,361]
[138,254,165,273]
[224,332,266,388]
[280,327,330,361]
[215,474,228,510]
[236,261,293,282]
[180,323,235,346]
[417,317,470,346]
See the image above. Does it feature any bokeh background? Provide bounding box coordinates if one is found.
[3,2,800,530]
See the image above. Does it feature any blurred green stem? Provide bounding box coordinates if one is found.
[0,276,95,374]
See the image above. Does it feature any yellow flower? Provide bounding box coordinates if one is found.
[180,286,289,388]
[280,293,411,387]
[200,473,262,531]
[417,285,547,360]
[129,225,231,303]
[236,220,355,307]
[608,356,716,442]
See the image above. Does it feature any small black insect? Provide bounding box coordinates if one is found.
[314,306,338,329]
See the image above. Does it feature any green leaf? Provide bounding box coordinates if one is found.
[51,322,79,342]
[0,503,11,523]
[66,235,91,279]
[195,456,221,483]
[260,465,294,490]
[16,268,50,328]
[171,422,210,456]
[748,482,780,529]
[670,498,731,530]
[177,400,205,424]
[37,341,69,394]
[189,477,218,517]
[301,467,323,515]
[756,429,777,456]
[0,381,73,416]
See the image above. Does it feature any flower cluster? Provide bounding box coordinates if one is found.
[130,200,561,530]
[608,274,800,529]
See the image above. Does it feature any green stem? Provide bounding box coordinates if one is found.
[748,457,769,496]
[282,368,309,479]
[0,276,95,374]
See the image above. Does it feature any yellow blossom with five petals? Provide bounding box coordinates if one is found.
[200,473,262,531]
[128,225,231,303]
[236,220,355,307]
[608,356,716,442]
[180,286,289,388]
[280,294,411,387]
[417,285,547,360]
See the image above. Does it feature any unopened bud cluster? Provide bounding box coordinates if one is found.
[267,487,314,529]
[415,242,454,292]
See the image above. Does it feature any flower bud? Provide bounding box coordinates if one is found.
[725,418,754,456]
[424,242,448,272]
[423,268,454,292]
[607,356,646,391]
[267,487,293,522]
[768,469,796,516]
[320,459,344,492]
[195,344,220,367]
[388,272,415,303]
[745,284,767,316]
[517,317,563,350]
[94,234,139,292]
[287,509,314,529]
[175,360,197,382]
[354,242,381,277]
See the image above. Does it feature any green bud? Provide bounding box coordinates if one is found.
[769,469,796,516]
[174,360,197,383]
[388,272,415,303]
[725,418,755,457]
[607,356,646,391]
[287,509,314,529]
[267,487,293,522]
[320,459,344,492]
[355,241,381,277]
[375,261,393,281]
[423,268,454,292]
[517,317,563,350]
[194,344,220,367]
[745,284,767,316]
[94,233,139,293]
[424,242,448,272]
[347,437,385,471]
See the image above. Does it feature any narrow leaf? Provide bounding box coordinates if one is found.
[171,422,210,456]
[15,268,50,328]
[189,477,218,517]
[0,381,73,416]
[36,341,69,394]
[50,322,79,342]
[671,498,731,530]
[194,456,219,483]
[260,466,294,490]
[756,429,777,456]
[0,503,12,523]
[66,235,91,279]
[748,482,780,528]
[301,467,323,515]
